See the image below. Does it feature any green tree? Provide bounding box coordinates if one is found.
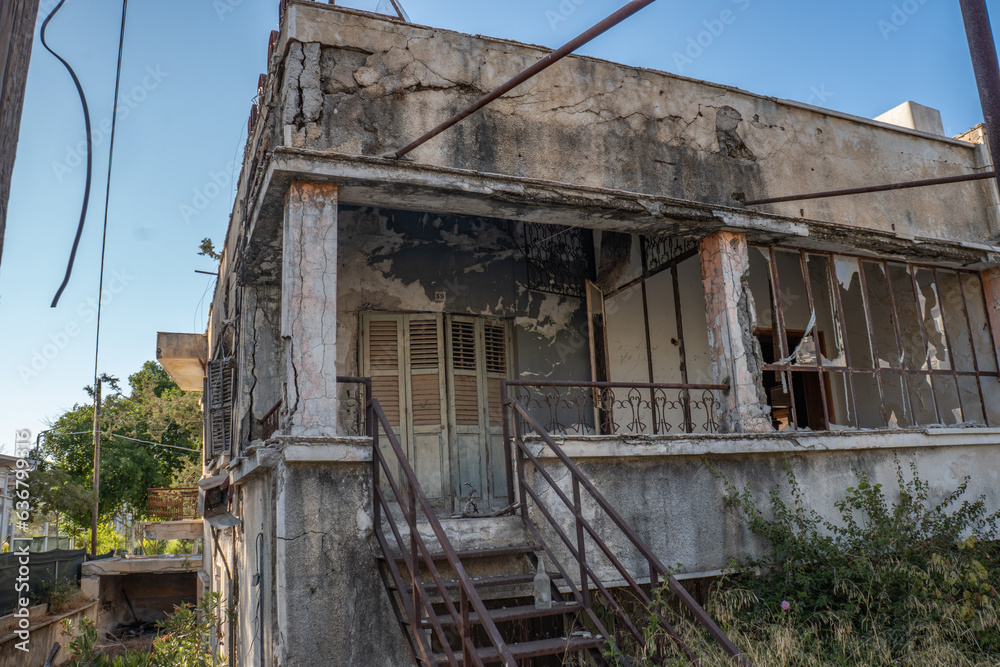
[28,466,92,539]
[40,362,203,527]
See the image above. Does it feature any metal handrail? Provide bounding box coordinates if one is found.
[503,391,751,666]
[370,398,515,666]
[501,380,728,505]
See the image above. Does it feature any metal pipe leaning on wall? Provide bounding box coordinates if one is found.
[739,171,998,207]
[390,0,659,159]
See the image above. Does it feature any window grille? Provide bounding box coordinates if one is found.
[750,246,1000,430]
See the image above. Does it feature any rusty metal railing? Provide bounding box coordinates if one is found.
[368,390,514,666]
[147,488,199,521]
[502,391,751,666]
[505,380,726,441]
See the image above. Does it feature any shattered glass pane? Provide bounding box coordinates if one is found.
[807,254,846,367]
[960,273,998,373]
[981,377,1000,426]
[826,370,856,428]
[888,263,926,371]
[908,373,938,424]
[863,262,902,369]
[958,376,985,425]
[774,249,816,365]
[937,270,976,372]
[914,268,950,370]
[837,256,873,369]
[852,372,884,428]
[881,373,910,428]
[932,375,962,425]
[748,247,773,331]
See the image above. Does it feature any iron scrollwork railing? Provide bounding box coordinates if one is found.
[505,381,726,438]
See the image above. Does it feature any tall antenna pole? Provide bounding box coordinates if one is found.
[91,379,101,555]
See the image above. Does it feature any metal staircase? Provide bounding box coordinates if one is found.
[365,380,751,666]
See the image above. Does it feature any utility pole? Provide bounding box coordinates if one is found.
[91,379,101,555]
[959,0,1000,194]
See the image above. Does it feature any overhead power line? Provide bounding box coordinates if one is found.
[42,0,94,308]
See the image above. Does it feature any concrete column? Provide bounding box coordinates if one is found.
[698,231,772,433]
[282,181,339,437]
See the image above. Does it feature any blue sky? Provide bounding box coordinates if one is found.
[0,0,997,451]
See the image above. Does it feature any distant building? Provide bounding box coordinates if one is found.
[0,0,40,267]
[158,3,1000,665]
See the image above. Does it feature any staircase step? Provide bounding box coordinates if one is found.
[432,635,605,664]
[380,543,540,563]
[414,601,581,628]
[398,571,564,593]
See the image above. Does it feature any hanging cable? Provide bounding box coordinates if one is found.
[92,0,129,385]
[43,0,93,308]
[103,432,200,454]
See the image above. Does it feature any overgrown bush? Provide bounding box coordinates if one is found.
[30,577,79,611]
[62,593,226,667]
[608,460,1000,666]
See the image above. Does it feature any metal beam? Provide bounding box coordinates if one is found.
[741,171,996,207]
[959,0,1000,193]
[391,0,658,159]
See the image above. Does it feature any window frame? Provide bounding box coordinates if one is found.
[752,245,1000,430]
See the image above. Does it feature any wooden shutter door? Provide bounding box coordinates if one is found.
[362,314,407,489]
[483,320,512,506]
[446,316,488,510]
[403,315,449,504]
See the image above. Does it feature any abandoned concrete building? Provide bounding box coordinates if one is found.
[155,2,1000,665]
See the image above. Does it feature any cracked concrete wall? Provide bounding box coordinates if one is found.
[336,205,591,385]
[273,455,409,666]
[699,232,772,433]
[277,2,998,246]
[233,473,276,667]
[238,284,284,445]
[282,181,339,437]
[525,430,1000,582]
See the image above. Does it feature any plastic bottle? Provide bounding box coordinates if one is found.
[533,556,552,610]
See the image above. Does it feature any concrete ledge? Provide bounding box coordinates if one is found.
[82,556,200,577]
[532,427,1000,459]
[141,519,204,541]
[230,437,373,485]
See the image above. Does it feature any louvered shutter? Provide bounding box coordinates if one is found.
[405,316,449,503]
[362,313,449,506]
[483,320,511,501]
[207,359,235,457]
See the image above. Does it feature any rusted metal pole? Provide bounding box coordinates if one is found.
[741,171,996,206]
[959,0,1000,193]
[391,0,658,159]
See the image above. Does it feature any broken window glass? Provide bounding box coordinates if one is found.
[748,247,773,331]
[754,246,998,431]
[961,273,998,373]
[881,374,910,428]
[888,264,926,372]
[933,375,962,425]
[908,373,938,424]
[914,267,950,371]
[774,249,817,365]
[958,376,985,425]
[837,257,874,369]
[863,262,902,369]
[937,270,976,372]
[808,253,846,367]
